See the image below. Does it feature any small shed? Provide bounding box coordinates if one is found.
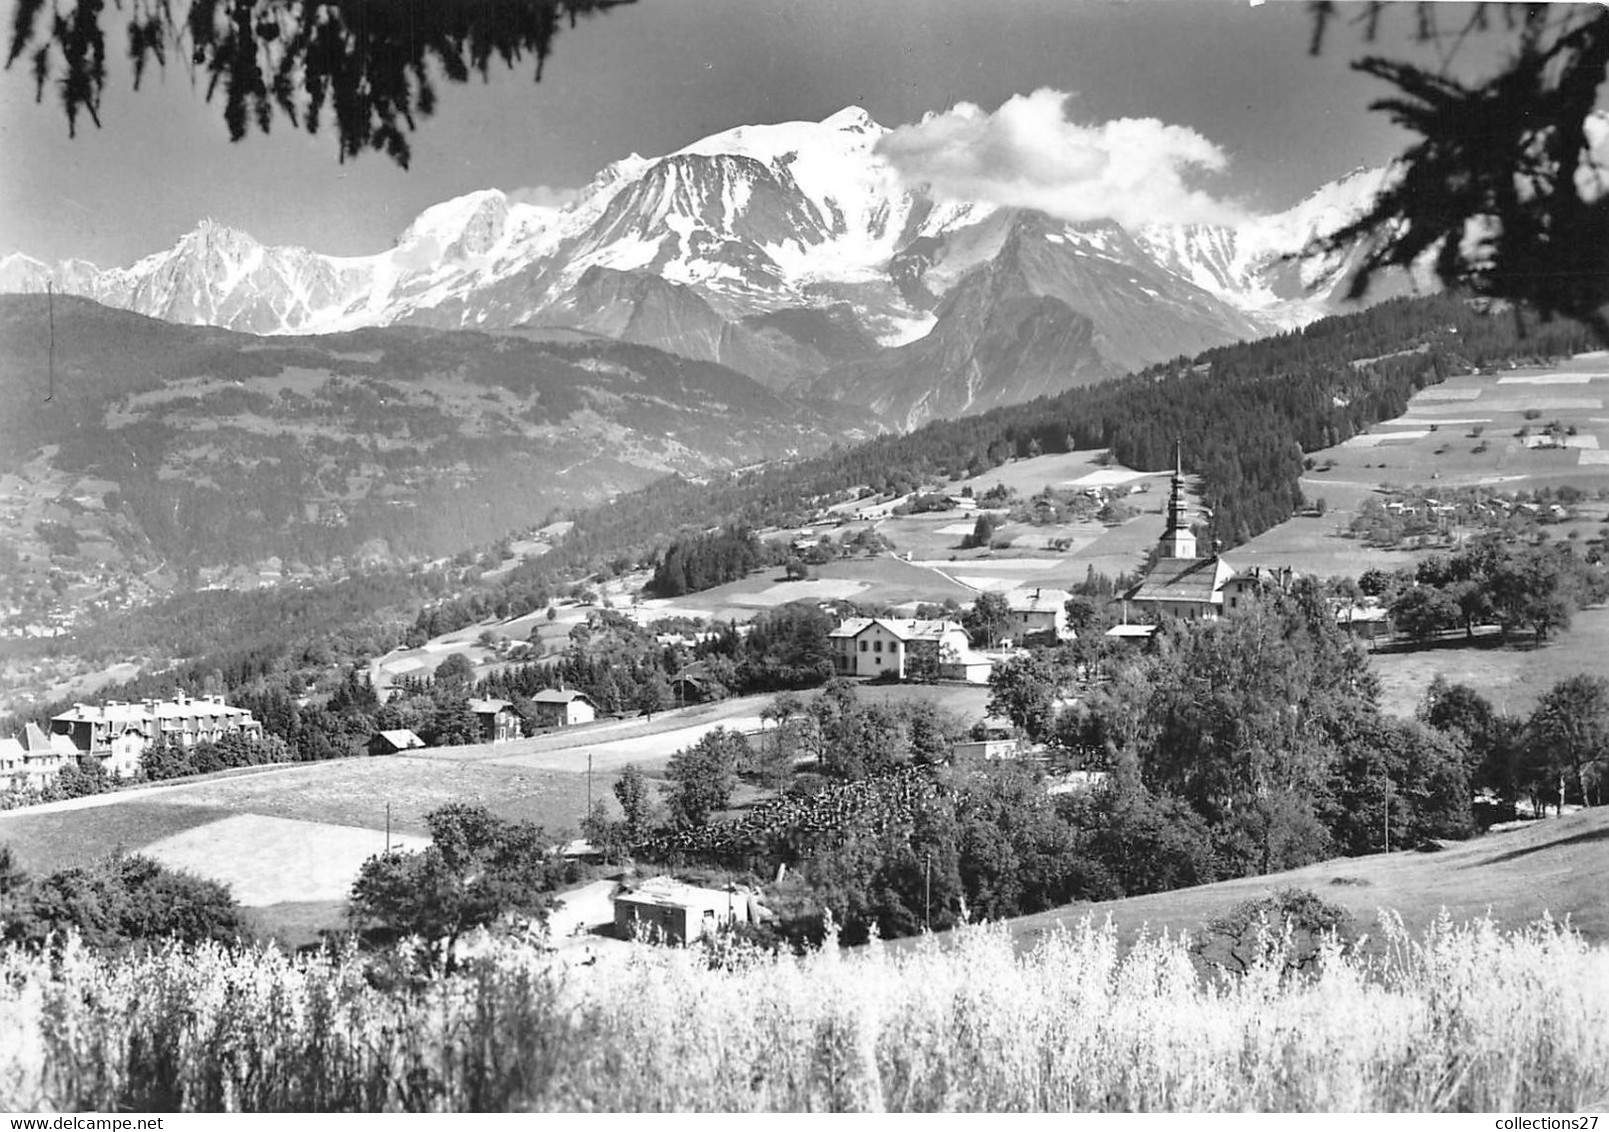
[367,729,425,756]
[613,877,751,944]
[1105,623,1159,645]
[951,737,1023,761]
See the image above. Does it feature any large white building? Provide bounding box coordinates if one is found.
[50,692,264,778]
[828,617,989,681]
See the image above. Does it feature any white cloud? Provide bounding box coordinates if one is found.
[875,88,1246,230]
[504,184,581,210]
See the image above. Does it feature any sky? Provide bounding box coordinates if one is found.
[0,0,1510,266]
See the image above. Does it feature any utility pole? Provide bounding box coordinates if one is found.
[587,752,594,815]
[1383,784,1390,854]
[924,850,932,931]
[385,802,391,855]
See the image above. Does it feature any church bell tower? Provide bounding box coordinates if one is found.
[1158,440,1197,560]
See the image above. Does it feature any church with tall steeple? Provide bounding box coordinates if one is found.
[1157,441,1198,561]
[1119,442,1236,622]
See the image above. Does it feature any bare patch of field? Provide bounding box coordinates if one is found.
[0,800,234,876]
[950,449,1145,497]
[1496,373,1603,384]
[745,579,870,605]
[660,558,979,620]
[140,814,431,906]
[1480,396,1603,412]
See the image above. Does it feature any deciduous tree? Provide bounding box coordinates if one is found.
[350,803,567,971]
[665,728,746,827]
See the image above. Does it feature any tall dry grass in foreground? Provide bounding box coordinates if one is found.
[1,912,1605,1112]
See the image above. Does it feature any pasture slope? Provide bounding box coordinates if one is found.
[982,807,1609,958]
[1239,351,1609,578]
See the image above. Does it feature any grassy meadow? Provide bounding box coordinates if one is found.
[992,807,1609,958]
[1369,605,1609,718]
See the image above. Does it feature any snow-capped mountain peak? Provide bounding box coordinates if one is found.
[3,104,1393,409]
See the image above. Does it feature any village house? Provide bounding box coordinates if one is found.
[50,692,264,778]
[468,698,521,743]
[828,617,982,680]
[1004,587,1075,642]
[529,689,597,729]
[0,723,78,790]
[613,876,755,944]
[1219,565,1299,613]
[669,661,726,704]
[366,728,426,756]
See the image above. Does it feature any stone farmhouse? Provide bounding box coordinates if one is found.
[49,692,264,778]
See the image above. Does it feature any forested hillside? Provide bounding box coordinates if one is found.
[498,296,1595,597]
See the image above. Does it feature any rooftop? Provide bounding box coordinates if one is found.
[1127,557,1233,604]
[829,617,963,642]
[1005,587,1072,613]
[531,689,592,704]
[616,876,740,911]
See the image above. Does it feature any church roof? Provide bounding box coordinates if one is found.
[1127,556,1234,605]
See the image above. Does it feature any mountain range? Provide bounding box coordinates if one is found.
[1,106,1396,430]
